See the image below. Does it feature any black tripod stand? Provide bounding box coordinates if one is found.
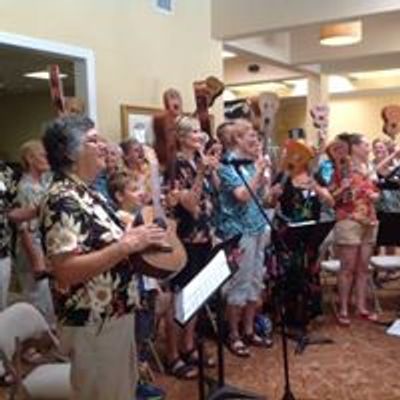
[233,164,296,400]
[173,238,265,400]
[202,289,265,400]
[274,220,335,355]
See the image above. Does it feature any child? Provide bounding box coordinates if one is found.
[108,171,166,400]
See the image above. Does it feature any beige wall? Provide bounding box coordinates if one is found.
[0,92,54,161]
[276,92,400,145]
[0,0,222,143]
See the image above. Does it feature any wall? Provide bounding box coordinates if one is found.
[276,92,400,144]
[0,0,222,145]
[0,92,54,161]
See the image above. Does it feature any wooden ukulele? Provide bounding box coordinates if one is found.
[310,104,329,150]
[193,76,224,137]
[327,138,353,203]
[382,105,400,139]
[49,64,85,116]
[132,148,187,279]
[49,64,66,116]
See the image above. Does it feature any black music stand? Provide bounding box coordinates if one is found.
[276,219,335,354]
[174,237,265,400]
[232,164,299,400]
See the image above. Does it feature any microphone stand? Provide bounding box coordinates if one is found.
[232,163,296,400]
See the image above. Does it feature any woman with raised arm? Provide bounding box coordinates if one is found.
[40,115,166,400]
[331,133,379,326]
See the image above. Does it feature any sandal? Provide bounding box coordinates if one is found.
[227,337,250,358]
[357,311,378,323]
[243,333,273,348]
[166,358,198,380]
[181,348,216,368]
[336,313,351,327]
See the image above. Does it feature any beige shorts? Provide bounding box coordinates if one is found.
[334,219,378,246]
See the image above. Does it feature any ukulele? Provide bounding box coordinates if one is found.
[131,147,187,279]
[381,105,400,139]
[310,104,329,150]
[327,139,353,203]
[49,64,85,116]
[193,76,224,137]
[49,64,66,116]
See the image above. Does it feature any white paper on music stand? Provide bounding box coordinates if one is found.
[175,250,231,325]
[386,319,400,337]
[287,220,317,228]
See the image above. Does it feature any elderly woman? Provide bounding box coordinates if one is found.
[16,140,55,326]
[40,115,165,400]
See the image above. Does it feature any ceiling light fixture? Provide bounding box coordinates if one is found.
[349,68,400,80]
[222,50,237,59]
[320,21,362,46]
[24,71,68,80]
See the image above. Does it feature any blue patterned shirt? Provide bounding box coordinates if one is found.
[217,153,266,238]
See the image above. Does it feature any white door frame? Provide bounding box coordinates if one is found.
[0,31,97,122]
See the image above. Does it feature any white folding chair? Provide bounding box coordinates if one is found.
[0,302,71,400]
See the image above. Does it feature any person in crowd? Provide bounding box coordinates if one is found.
[108,169,166,399]
[331,133,379,326]
[121,138,152,204]
[92,141,124,203]
[273,137,334,327]
[217,119,272,357]
[40,115,166,400]
[370,138,400,284]
[216,121,236,157]
[164,116,219,379]
[0,161,18,310]
[15,140,55,326]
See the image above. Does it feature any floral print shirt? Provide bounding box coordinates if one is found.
[331,168,378,225]
[40,173,138,327]
[173,153,214,243]
[0,162,18,258]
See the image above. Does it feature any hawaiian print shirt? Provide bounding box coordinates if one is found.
[40,173,138,327]
[173,153,214,243]
[217,152,266,238]
[331,168,378,225]
[0,162,18,258]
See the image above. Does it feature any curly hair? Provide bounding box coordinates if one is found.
[42,115,94,173]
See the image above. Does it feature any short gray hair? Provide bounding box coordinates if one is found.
[42,115,95,173]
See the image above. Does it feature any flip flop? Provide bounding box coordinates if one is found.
[227,337,250,358]
[336,313,351,327]
[243,333,273,348]
[181,348,216,368]
[166,358,198,380]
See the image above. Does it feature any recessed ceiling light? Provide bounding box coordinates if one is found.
[349,68,400,80]
[320,21,362,46]
[24,71,68,80]
[222,50,237,59]
[229,81,288,94]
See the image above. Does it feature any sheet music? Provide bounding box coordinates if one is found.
[287,220,317,228]
[386,319,400,337]
[175,250,231,325]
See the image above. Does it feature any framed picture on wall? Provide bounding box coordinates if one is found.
[120,104,161,144]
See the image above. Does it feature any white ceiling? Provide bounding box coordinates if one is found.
[0,45,74,95]
[216,1,400,93]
